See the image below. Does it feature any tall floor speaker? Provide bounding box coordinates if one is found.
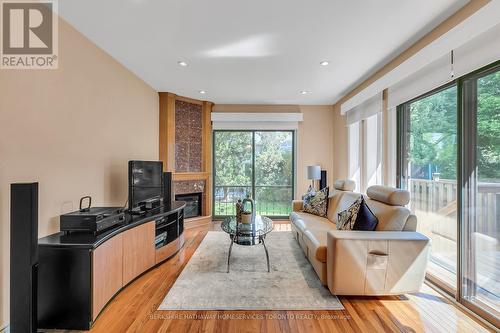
[163,172,172,204]
[320,170,327,190]
[10,183,38,333]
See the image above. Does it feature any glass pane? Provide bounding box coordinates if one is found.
[464,69,500,315]
[406,85,458,290]
[255,131,293,216]
[213,132,253,216]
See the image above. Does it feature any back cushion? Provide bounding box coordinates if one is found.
[328,192,361,224]
[365,199,410,231]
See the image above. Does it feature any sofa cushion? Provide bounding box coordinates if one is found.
[333,179,356,191]
[326,190,345,223]
[366,185,410,206]
[365,198,410,231]
[328,191,364,224]
[303,186,329,217]
[289,212,308,232]
[302,219,336,262]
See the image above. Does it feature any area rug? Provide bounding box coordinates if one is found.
[158,231,343,310]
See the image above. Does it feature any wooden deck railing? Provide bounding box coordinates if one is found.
[409,179,499,238]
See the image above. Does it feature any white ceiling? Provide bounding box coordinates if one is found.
[58,0,469,105]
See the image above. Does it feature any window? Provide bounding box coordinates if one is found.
[213,130,294,218]
[348,113,383,192]
[398,84,458,292]
[461,65,500,319]
[398,61,500,326]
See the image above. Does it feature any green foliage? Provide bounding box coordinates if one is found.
[214,132,253,187]
[409,85,457,179]
[477,71,500,181]
[214,131,293,212]
[409,70,500,182]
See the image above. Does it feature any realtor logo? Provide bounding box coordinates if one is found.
[1,0,58,69]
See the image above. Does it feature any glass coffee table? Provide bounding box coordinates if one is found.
[221,215,274,273]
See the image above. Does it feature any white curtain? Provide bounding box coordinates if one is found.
[346,93,383,192]
[346,92,383,125]
[211,112,303,130]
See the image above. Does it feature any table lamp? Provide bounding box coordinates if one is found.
[307,165,321,190]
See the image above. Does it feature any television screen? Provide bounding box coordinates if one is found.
[128,160,163,211]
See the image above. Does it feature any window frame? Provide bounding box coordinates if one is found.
[212,129,296,220]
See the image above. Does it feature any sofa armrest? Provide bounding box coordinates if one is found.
[326,230,430,296]
[292,200,303,212]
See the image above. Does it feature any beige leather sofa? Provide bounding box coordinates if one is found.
[290,180,430,296]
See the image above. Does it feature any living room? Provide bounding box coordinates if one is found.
[1,0,499,332]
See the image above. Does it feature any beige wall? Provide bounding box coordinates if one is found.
[0,19,159,328]
[331,104,348,182]
[296,105,335,197]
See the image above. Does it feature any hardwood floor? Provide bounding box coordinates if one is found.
[78,222,493,333]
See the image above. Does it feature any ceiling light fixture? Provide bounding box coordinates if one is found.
[199,90,207,94]
[300,91,309,95]
[319,60,330,66]
[177,61,188,67]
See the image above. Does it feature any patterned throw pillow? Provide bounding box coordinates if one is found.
[337,196,363,230]
[302,185,316,201]
[337,196,378,231]
[302,187,329,217]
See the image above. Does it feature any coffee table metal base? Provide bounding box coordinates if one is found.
[227,234,270,273]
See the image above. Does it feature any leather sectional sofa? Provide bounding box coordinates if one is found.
[290,180,431,296]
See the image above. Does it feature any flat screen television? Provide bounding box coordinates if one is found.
[128,160,163,213]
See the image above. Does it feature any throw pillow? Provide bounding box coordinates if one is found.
[337,196,378,231]
[352,197,378,231]
[337,196,363,230]
[302,185,316,201]
[302,186,329,217]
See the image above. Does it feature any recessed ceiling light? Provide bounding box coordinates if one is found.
[300,90,309,95]
[199,90,206,94]
[177,61,188,67]
[320,60,330,66]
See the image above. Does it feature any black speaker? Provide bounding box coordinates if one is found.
[163,172,172,204]
[10,183,38,333]
[320,170,327,190]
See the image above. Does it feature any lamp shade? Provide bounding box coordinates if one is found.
[307,165,321,180]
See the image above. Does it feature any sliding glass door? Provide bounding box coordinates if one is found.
[398,61,500,326]
[213,130,294,218]
[398,84,459,292]
[461,65,500,320]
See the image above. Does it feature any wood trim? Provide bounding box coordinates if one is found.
[184,215,212,229]
[202,101,213,216]
[122,222,155,286]
[334,0,490,107]
[175,95,204,105]
[172,172,210,181]
[158,92,168,171]
[92,234,123,321]
[159,92,213,218]
[158,92,176,172]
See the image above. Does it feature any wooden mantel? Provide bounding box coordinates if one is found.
[158,92,214,225]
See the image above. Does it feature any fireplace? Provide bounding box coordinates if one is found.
[175,192,202,218]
